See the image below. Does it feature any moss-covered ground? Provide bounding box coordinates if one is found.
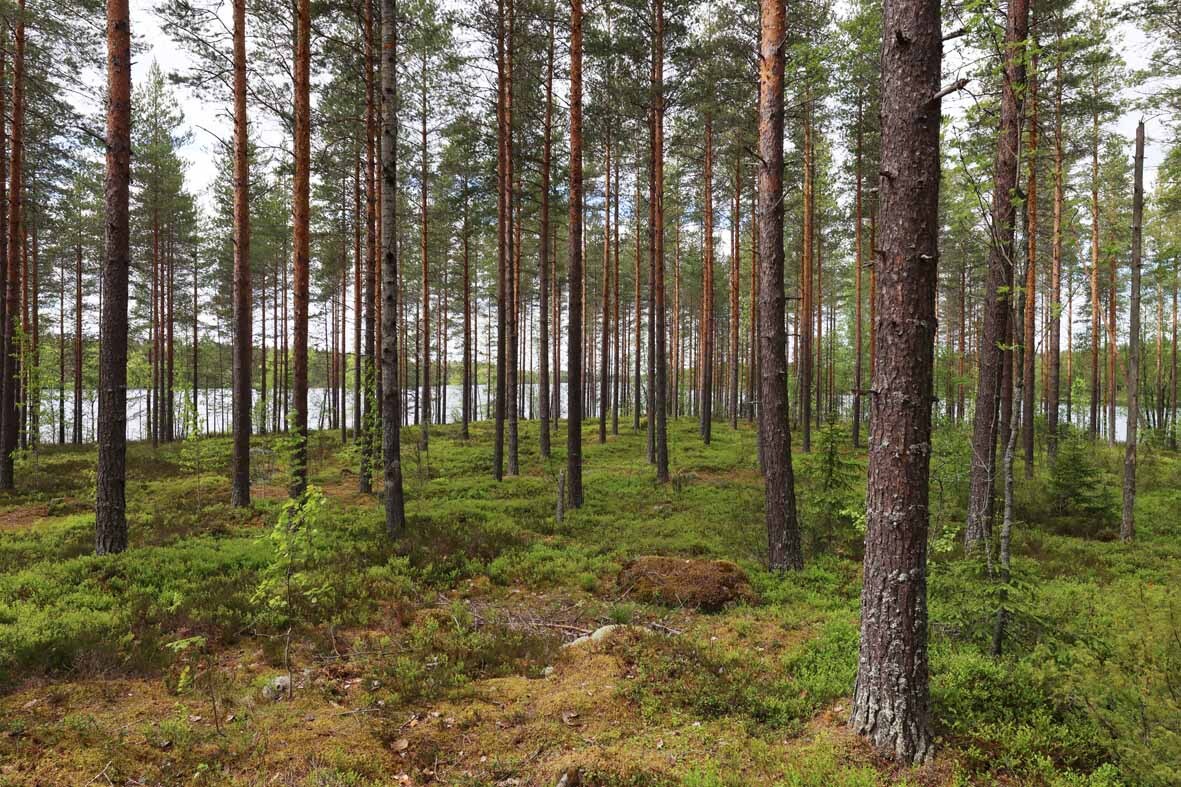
[0,417,1177,785]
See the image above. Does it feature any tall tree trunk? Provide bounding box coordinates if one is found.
[73,241,82,445]
[849,0,941,762]
[462,177,472,439]
[852,94,864,448]
[1047,49,1063,461]
[359,1,377,493]
[353,156,362,439]
[652,0,668,481]
[757,0,802,572]
[1,3,24,490]
[1121,122,1144,543]
[966,0,1028,551]
[381,0,406,536]
[1107,253,1116,445]
[1021,39,1037,478]
[1088,100,1100,439]
[493,0,508,481]
[566,0,584,508]
[613,155,621,433]
[291,0,311,497]
[633,173,642,432]
[96,0,129,553]
[599,137,611,444]
[506,0,519,476]
[701,114,714,445]
[538,14,553,456]
[230,0,251,506]
[729,155,740,430]
[419,58,430,453]
[800,101,813,451]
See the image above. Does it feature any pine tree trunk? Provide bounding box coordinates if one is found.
[230,0,251,506]
[73,241,82,445]
[701,115,714,445]
[1021,41,1038,478]
[96,0,129,553]
[729,155,740,430]
[359,1,377,494]
[505,1,519,477]
[966,0,1028,551]
[849,0,941,762]
[800,102,812,452]
[757,0,802,573]
[599,137,611,444]
[1047,50,1063,461]
[1089,103,1100,439]
[652,0,668,481]
[853,96,864,448]
[419,61,431,453]
[493,0,508,481]
[538,16,553,455]
[566,0,584,508]
[381,0,406,536]
[1121,122,1144,543]
[290,0,311,497]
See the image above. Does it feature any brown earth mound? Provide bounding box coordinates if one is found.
[617,556,759,611]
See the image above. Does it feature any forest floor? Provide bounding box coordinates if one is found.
[0,417,1177,786]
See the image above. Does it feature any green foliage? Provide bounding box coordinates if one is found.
[1046,432,1118,536]
[797,422,864,555]
[253,485,332,631]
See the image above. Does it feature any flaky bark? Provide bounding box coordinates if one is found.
[381,0,406,536]
[96,0,129,553]
[756,0,802,573]
[849,0,942,764]
[230,0,251,507]
[652,0,668,481]
[566,0,583,508]
[290,0,311,497]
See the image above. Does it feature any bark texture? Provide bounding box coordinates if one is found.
[756,0,802,573]
[381,0,406,536]
[966,0,1028,551]
[230,0,251,507]
[96,0,130,554]
[848,0,942,763]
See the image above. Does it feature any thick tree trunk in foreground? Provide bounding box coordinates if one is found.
[230,0,251,507]
[290,0,311,497]
[381,0,406,537]
[848,0,942,764]
[756,0,802,573]
[96,0,130,554]
[1121,122,1144,543]
[566,0,584,508]
[966,0,1028,552]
